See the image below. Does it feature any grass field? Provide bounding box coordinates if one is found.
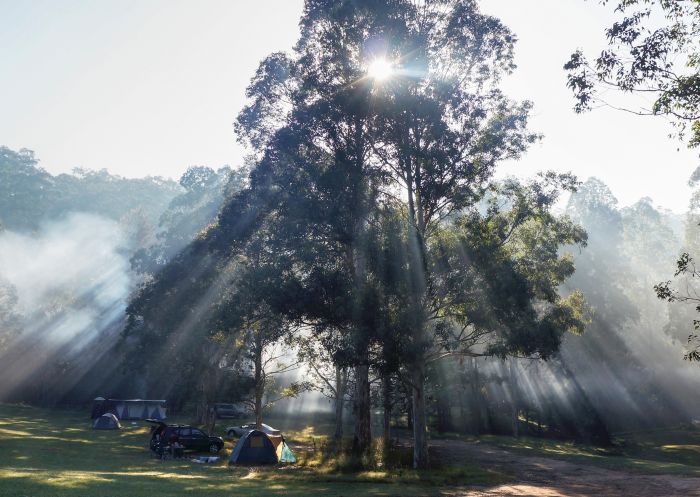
[0,404,507,497]
[3,403,699,496]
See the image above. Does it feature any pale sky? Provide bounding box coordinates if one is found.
[1,0,697,212]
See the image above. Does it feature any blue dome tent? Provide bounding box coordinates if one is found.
[229,429,296,465]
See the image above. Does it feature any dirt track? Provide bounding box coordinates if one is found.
[430,439,700,497]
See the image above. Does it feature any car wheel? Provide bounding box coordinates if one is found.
[209,443,220,453]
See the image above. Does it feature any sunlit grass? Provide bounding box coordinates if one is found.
[0,403,507,497]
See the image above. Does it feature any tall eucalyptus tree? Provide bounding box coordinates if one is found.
[232,0,589,467]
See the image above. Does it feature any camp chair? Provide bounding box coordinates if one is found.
[152,440,171,460]
[171,442,184,459]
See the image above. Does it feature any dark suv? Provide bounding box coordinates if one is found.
[147,420,224,454]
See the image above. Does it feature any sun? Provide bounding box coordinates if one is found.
[367,58,394,81]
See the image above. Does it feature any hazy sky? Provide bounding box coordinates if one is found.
[1,0,697,212]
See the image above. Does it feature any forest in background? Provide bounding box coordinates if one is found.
[1,0,699,477]
[1,143,698,446]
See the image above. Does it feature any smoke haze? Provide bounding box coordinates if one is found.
[0,213,133,403]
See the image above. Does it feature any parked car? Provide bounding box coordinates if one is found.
[146,420,224,454]
[226,422,280,438]
[212,403,246,419]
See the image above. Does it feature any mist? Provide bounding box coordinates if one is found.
[414,180,700,439]
[270,179,700,440]
[2,176,699,439]
[0,213,134,404]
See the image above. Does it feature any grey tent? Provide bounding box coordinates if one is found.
[92,398,167,420]
[93,413,121,430]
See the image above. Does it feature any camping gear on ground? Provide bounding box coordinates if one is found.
[192,456,220,463]
[171,441,184,459]
[91,397,167,420]
[228,429,296,465]
[92,413,121,430]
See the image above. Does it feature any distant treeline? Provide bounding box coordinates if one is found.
[0,145,244,410]
[0,146,182,232]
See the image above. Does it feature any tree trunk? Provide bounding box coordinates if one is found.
[196,397,207,424]
[404,161,430,469]
[469,357,484,435]
[206,406,217,434]
[254,341,264,429]
[196,370,209,425]
[525,409,530,435]
[382,374,392,451]
[352,363,371,456]
[334,366,345,443]
[436,386,451,433]
[411,365,429,469]
[509,359,519,438]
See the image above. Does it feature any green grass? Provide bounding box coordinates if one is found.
[0,404,507,497]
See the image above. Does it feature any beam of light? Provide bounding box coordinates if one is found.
[0,213,132,402]
[367,58,394,82]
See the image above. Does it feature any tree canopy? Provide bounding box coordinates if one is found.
[124,0,590,469]
[565,0,700,153]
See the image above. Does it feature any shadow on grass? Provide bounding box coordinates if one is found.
[0,403,507,497]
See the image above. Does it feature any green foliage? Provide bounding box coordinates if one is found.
[655,252,700,361]
[0,146,181,233]
[0,276,22,352]
[562,178,698,432]
[565,0,700,156]
[131,165,247,275]
[125,0,592,461]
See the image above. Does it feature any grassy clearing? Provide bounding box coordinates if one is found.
[0,404,507,497]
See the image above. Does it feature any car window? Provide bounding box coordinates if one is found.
[191,429,205,438]
[179,427,192,437]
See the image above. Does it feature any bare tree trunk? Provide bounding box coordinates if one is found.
[404,164,430,469]
[411,365,429,469]
[254,340,264,429]
[436,386,451,433]
[509,358,519,438]
[196,398,207,424]
[206,405,217,434]
[196,370,209,425]
[334,366,345,443]
[352,363,371,456]
[469,357,483,435]
[382,374,392,451]
[525,408,530,435]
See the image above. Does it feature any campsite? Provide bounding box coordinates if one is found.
[3,403,700,496]
[3,0,700,495]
